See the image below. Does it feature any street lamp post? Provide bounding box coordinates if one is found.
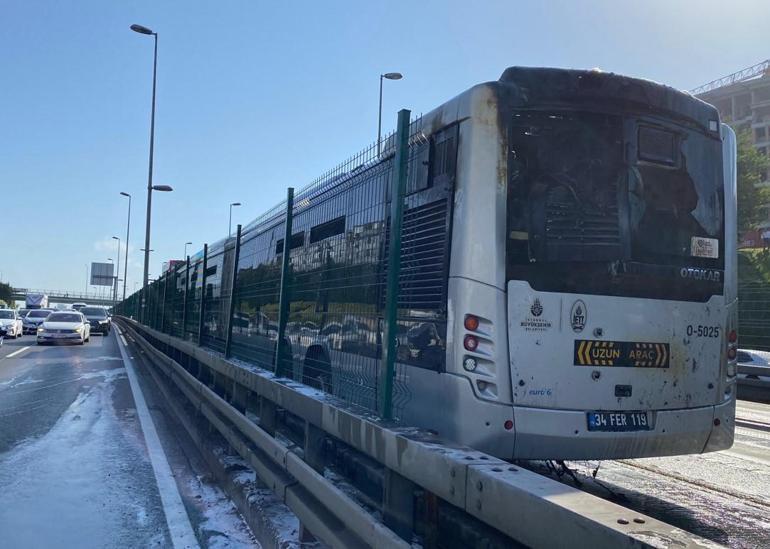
[107,258,114,301]
[131,23,174,322]
[130,23,158,294]
[229,202,241,237]
[120,192,131,301]
[112,236,121,302]
[184,241,192,259]
[377,72,403,155]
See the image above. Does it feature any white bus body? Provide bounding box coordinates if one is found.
[381,69,737,459]
[136,67,736,462]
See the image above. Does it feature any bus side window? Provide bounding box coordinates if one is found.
[406,139,430,194]
[430,125,458,189]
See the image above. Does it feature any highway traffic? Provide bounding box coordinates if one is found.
[0,329,256,548]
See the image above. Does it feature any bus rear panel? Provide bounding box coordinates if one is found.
[452,67,736,459]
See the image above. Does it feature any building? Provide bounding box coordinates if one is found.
[162,259,185,273]
[693,59,770,182]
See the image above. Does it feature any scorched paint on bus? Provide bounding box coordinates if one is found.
[119,66,737,460]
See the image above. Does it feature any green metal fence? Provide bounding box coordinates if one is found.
[115,112,452,421]
[738,282,770,351]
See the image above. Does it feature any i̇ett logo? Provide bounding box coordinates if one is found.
[570,300,587,333]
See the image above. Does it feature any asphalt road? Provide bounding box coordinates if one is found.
[0,330,256,548]
[543,399,770,548]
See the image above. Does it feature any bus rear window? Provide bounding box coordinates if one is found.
[507,110,724,302]
[638,126,678,166]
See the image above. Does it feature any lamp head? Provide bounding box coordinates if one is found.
[130,24,154,35]
[383,72,403,80]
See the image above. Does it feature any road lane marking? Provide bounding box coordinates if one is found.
[6,346,31,358]
[114,326,200,549]
[120,334,128,346]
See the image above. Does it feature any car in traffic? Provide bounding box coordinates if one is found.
[81,306,111,335]
[22,309,53,334]
[737,348,770,379]
[71,302,87,311]
[0,309,23,338]
[17,308,31,320]
[36,311,91,345]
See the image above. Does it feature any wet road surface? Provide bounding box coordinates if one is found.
[529,399,770,548]
[0,331,256,548]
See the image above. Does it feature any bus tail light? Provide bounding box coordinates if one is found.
[726,329,738,372]
[464,335,479,352]
[464,314,480,332]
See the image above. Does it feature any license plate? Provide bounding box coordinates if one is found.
[587,411,651,432]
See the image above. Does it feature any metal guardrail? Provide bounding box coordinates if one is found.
[738,364,770,378]
[117,316,714,549]
[736,364,770,403]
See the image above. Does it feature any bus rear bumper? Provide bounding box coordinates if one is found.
[512,400,734,460]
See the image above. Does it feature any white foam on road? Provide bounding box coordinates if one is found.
[6,346,30,358]
[114,325,200,549]
[0,359,167,547]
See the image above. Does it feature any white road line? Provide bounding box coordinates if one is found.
[114,326,200,549]
[120,334,128,346]
[6,346,31,358]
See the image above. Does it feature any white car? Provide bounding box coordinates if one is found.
[0,309,23,338]
[737,348,770,366]
[36,311,91,345]
[737,348,770,378]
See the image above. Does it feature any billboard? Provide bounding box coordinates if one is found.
[90,262,115,286]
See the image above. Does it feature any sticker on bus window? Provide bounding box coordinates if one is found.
[691,237,718,259]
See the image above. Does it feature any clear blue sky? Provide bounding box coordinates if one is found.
[1,0,767,296]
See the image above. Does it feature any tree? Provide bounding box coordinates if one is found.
[736,129,770,236]
[0,282,12,306]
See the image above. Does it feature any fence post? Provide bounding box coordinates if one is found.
[148,284,153,327]
[225,224,242,359]
[379,108,410,420]
[182,255,190,340]
[160,272,168,332]
[155,281,161,329]
[274,187,295,377]
[171,267,178,335]
[198,243,209,345]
